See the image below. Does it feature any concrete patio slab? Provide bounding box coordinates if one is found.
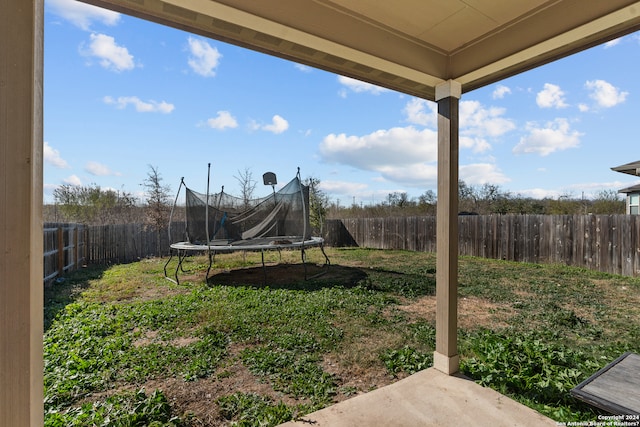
[279,368,558,427]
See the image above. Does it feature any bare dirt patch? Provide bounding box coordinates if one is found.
[397,295,515,329]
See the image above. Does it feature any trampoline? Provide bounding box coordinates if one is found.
[164,166,329,284]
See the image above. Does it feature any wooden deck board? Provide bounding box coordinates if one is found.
[572,352,640,415]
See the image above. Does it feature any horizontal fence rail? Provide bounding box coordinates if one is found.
[43,223,87,285]
[325,214,640,277]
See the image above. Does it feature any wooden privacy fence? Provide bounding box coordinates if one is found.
[43,223,87,285]
[45,215,640,283]
[324,214,640,277]
[43,222,187,284]
[86,222,187,265]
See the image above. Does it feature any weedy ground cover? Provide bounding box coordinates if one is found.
[44,248,640,426]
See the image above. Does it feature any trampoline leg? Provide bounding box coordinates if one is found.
[164,250,178,284]
[320,244,331,265]
[205,250,214,283]
[179,252,189,273]
[261,250,267,285]
[164,250,174,278]
[174,250,188,285]
[301,246,308,280]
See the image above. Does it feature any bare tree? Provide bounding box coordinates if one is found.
[143,165,171,256]
[234,168,257,208]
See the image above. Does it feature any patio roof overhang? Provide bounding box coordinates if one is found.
[4,1,640,424]
[80,0,640,101]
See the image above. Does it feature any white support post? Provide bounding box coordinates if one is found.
[0,1,44,425]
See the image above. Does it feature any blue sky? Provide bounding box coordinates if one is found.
[44,0,640,206]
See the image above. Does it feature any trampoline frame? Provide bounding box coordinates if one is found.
[163,236,330,285]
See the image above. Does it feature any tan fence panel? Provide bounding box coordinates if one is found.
[43,223,87,285]
[326,215,640,277]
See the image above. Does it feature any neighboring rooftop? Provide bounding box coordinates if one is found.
[612,160,640,176]
[618,183,640,194]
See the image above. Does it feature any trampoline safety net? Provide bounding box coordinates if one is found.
[184,176,311,245]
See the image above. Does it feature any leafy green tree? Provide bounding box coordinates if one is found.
[304,177,328,235]
[387,191,411,208]
[458,179,479,213]
[590,190,625,214]
[418,190,437,215]
[53,184,136,225]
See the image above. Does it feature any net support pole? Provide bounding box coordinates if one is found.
[168,177,184,243]
[297,167,309,279]
[164,177,185,284]
[205,163,212,282]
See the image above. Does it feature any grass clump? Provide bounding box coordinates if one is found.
[217,392,310,426]
[45,389,190,427]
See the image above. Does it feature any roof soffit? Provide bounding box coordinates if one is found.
[79,0,640,100]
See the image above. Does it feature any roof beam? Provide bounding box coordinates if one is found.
[455,1,640,92]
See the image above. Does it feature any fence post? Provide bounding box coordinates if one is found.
[57,226,64,277]
[74,224,79,271]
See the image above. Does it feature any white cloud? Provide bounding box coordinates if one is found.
[604,38,621,48]
[206,111,238,130]
[578,103,590,112]
[295,64,312,72]
[460,136,491,153]
[103,96,174,113]
[84,33,135,72]
[63,175,82,186]
[319,126,441,186]
[518,188,562,199]
[262,115,289,134]
[43,141,69,168]
[404,98,437,127]
[492,84,512,99]
[459,163,510,185]
[187,37,221,77]
[318,180,370,196]
[536,83,568,108]
[337,76,389,96]
[459,100,515,138]
[585,79,628,108]
[565,180,631,196]
[518,181,628,199]
[47,0,120,30]
[85,161,120,176]
[403,98,514,153]
[377,163,439,185]
[320,126,437,170]
[513,118,582,156]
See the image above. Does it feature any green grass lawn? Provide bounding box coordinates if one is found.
[44,247,640,426]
